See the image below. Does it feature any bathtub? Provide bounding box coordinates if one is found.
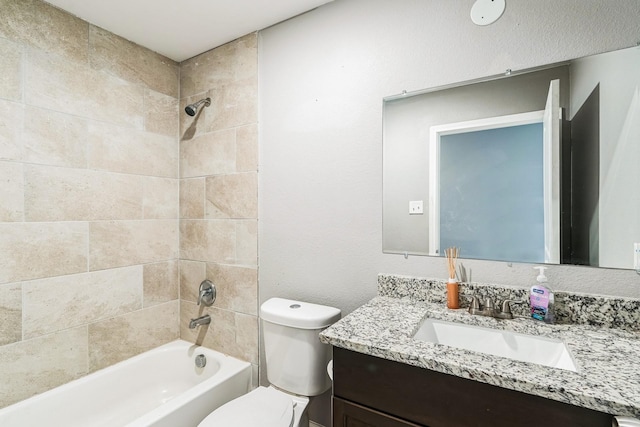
[0,340,252,427]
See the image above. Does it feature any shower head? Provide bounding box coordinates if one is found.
[185,97,211,116]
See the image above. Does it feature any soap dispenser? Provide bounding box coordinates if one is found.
[530,266,554,323]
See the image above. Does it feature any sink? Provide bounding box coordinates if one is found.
[412,318,577,372]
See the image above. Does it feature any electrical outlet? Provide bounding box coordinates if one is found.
[634,243,640,272]
[409,200,424,215]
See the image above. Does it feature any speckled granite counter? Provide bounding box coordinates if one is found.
[319,275,640,418]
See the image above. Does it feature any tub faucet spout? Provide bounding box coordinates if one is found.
[189,315,211,329]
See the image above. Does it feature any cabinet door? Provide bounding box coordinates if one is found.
[333,397,423,427]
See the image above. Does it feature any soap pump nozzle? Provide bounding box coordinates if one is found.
[534,266,548,283]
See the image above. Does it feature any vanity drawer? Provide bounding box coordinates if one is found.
[333,347,613,427]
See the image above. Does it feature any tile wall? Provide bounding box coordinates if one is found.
[178,34,260,375]
[0,0,181,407]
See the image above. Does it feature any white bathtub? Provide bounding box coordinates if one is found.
[0,340,252,427]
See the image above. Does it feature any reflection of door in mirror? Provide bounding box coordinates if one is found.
[429,81,561,264]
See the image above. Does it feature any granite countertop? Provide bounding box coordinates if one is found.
[320,295,640,418]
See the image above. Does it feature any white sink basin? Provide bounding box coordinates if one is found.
[413,318,577,372]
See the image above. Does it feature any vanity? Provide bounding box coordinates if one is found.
[320,274,640,427]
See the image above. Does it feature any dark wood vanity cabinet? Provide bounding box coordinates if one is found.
[332,347,613,427]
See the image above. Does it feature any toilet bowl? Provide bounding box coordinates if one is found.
[197,298,341,427]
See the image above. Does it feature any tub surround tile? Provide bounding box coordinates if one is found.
[23,106,88,168]
[0,326,88,409]
[144,89,179,138]
[143,261,179,307]
[143,177,179,219]
[88,300,179,372]
[0,161,24,222]
[180,301,258,364]
[205,263,257,315]
[179,219,236,263]
[205,173,257,219]
[180,129,236,176]
[89,220,178,271]
[0,99,23,161]
[0,0,89,64]
[321,274,640,420]
[236,124,258,172]
[0,222,88,284]
[0,283,21,346]
[235,220,258,266]
[179,260,207,303]
[89,26,179,98]
[26,49,144,129]
[88,122,178,178]
[180,178,205,219]
[24,165,144,222]
[23,266,143,339]
[179,33,257,98]
[0,37,22,102]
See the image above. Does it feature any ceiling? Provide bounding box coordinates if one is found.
[42,0,334,62]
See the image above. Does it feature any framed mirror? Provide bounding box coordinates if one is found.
[382,45,640,270]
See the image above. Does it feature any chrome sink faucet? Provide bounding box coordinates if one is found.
[469,297,520,319]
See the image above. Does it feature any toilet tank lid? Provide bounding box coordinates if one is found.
[261,298,341,329]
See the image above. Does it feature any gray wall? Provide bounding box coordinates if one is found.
[258,1,640,422]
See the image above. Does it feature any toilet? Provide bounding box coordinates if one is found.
[198,297,341,427]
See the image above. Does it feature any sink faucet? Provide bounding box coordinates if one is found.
[469,297,519,319]
[189,315,211,329]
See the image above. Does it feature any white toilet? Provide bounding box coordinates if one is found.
[198,297,341,427]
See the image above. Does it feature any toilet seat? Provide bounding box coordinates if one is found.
[198,386,294,427]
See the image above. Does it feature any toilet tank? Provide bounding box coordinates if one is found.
[260,298,341,397]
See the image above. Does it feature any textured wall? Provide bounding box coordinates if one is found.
[178,34,260,378]
[0,0,180,408]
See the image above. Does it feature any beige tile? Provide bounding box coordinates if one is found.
[0,37,22,101]
[89,220,178,270]
[26,49,144,128]
[24,165,144,221]
[0,222,88,284]
[179,301,258,364]
[179,259,206,303]
[88,122,178,178]
[89,25,179,98]
[0,283,21,346]
[180,178,205,219]
[180,129,235,177]
[205,263,257,315]
[0,0,89,64]
[180,219,235,263]
[236,124,258,172]
[0,326,88,408]
[23,266,143,339]
[234,312,259,364]
[236,220,258,266]
[180,33,257,98]
[0,99,23,161]
[0,161,24,222]
[205,173,257,219]
[180,82,257,137]
[88,300,179,372]
[144,177,178,219]
[23,106,88,167]
[145,89,179,138]
[143,261,179,307]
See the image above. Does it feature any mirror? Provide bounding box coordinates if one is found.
[383,45,640,270]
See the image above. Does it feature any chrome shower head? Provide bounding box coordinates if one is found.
[185,97,211,116]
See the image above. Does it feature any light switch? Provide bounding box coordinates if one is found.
[409,200,424,215]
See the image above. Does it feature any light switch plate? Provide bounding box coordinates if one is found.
[409,200,424,215]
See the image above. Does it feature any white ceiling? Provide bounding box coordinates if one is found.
[42,0,334,62]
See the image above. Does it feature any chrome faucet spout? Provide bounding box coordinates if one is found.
[189,315,211,329]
